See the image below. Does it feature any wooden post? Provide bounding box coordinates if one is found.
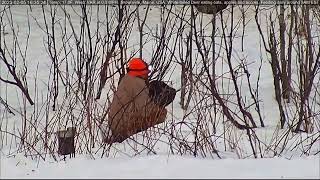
[57,127,76,158]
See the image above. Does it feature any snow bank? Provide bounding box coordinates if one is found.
[1,154,319,179]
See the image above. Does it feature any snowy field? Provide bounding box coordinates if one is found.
[0,4,319,179]
[1,154,319,178]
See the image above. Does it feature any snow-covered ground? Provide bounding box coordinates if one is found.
[1,154,319,179]
[0,4,319,179]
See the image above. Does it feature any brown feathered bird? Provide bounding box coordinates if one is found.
[194,0,228,15]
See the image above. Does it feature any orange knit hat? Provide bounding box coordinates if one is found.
[127,58,150,77]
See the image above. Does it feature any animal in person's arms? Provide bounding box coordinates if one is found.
[148,80,176,107]
[100,58,176,144]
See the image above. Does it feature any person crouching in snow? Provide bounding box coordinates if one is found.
[100,58,168,144]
